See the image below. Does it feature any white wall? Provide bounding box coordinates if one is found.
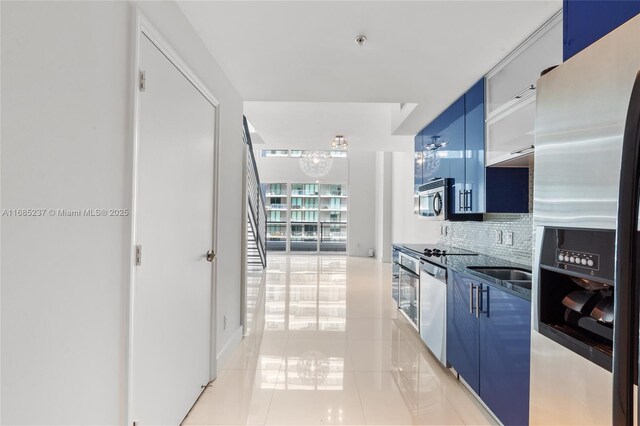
[391,151,442,244]
[375,152,393,262]
[347,152,377,257]
[1,2,244,424]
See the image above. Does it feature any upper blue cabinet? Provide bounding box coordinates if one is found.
[421,97,465,185]
[414,132,423,194]
[564,0,640,60]
[418,87,471,214]
[463,80,485,214]
[414,78,528,215]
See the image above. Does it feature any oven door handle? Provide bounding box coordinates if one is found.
[398,262,419,278]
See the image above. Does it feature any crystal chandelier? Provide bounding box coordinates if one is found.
[331,135,348,149]
[299,151,333,177]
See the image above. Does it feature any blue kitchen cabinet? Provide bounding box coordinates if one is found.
[463,79,486,214]
[415,79,485,215]
[564,0,640,60]
[418,93,466,213]
[447,270,480,394]
[447,270,531,425]
[440,97,465,201]
[479,284,531,426]
[414,131,424,192]
[414,78,528,215]
[421,97,465,185]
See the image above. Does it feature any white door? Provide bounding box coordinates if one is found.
[131,34,216,425]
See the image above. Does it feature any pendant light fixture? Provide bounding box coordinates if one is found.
[331,135,348,149]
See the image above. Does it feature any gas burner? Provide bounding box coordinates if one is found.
[402,244,477,257]
[423,248,447,257]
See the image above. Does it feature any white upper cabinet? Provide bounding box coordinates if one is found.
[486,12,562,167]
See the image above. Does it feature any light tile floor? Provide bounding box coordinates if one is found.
[184,255,497,425]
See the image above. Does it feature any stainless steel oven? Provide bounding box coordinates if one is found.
[398,252,420,329]
[392,246,401,305]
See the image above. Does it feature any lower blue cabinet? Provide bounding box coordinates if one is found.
[479,285,531,426]
[447,270,531,425]
[447,270,480,393]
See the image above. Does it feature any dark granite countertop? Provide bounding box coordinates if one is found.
[393,243,532,301]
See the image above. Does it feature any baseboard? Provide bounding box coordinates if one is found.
[216,325,243,368]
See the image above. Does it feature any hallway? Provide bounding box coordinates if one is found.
[184,256,496,425]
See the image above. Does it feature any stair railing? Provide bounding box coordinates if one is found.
[243,116,267,268]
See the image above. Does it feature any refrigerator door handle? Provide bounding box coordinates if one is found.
[613,70,640,426]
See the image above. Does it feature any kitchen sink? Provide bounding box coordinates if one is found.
[468,267,532,281]
[504,279,532,290]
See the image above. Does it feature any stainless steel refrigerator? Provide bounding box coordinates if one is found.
[531,13,640,425]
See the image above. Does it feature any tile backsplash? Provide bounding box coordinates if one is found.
[438,166,535,266]
[438,213,533,266]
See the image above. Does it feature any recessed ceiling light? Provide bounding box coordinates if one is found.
[355,35,367,47]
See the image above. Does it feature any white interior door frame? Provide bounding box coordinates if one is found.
[127,11,221,426]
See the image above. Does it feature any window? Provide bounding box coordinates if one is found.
[261,149,289,157]
[264,182,348,253]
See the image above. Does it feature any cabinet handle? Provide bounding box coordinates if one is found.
[476,287,490,317]
[510,145,535,155]
[469,284,475,314]
[484,287,490,317]
[465,189,473,212]
[513,85,536,100]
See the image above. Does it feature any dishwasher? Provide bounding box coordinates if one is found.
[419,259,447,366]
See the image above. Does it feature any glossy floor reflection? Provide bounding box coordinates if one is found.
[184,255,497,425]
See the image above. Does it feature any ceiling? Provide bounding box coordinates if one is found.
[244,102,414,152]
[178,0,561,143]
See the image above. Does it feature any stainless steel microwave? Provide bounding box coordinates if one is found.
[417,178,449,220]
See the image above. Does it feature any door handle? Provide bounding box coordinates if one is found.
[465,189,472,212]
[474,285,481,318]
[459,190,465,212]
[206,250,216,262]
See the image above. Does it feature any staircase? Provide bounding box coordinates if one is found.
[246,217,264,266]
[244,116,267,268]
